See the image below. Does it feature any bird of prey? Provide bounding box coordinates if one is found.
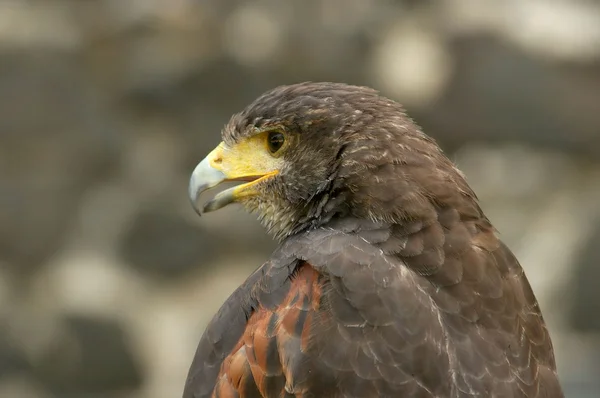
[185,82,564,397]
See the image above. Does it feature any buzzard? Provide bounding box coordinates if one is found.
[185,82,563,397]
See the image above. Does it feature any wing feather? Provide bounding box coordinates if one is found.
[184,214,563,397]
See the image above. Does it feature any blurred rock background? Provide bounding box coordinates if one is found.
[0,0,598,397]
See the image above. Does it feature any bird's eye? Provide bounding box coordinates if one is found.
[267,131,285,154]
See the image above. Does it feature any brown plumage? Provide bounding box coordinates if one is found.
[184,82,564,397]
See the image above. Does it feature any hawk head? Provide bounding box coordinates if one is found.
[189,82,476,240]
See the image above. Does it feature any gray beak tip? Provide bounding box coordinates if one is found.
[188,157,227,217]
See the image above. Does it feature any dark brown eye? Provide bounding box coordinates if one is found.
[267,131,285,154]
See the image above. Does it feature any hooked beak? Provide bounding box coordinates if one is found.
[188,143,278,216]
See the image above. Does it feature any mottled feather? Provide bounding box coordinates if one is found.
[183,82,563,398]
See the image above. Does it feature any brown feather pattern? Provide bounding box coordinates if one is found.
[184,83,563,398]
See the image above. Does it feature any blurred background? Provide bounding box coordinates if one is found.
[0,0,599,397]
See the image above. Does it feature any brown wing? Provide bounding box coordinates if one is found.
[183,232,448,397]
[184,215,563,397]
[382,205,564,397]
[182,250,301,398]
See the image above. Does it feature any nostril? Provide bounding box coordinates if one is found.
[213,156,223,164]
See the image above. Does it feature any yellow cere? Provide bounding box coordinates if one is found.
[206,132,284,196]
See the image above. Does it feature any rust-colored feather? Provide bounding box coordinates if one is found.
[210,265,322,398]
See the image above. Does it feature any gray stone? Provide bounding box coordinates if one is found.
[418,34,600,159]
[0,51,120,274]
[35,315,143,395]
[570,217,600,332]
[118,207,220,279]
[0,322,30,379]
